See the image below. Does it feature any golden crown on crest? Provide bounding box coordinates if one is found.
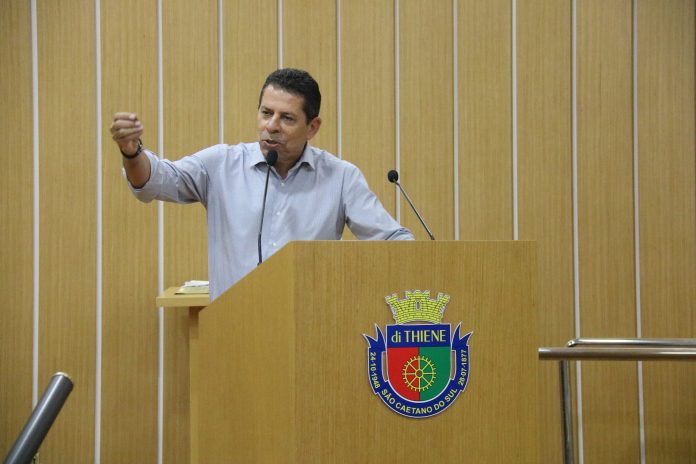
[385,290,451,324]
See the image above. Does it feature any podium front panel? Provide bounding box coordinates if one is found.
[197,241,539,463]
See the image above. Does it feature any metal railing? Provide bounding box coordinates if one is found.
[538,338,696,464]
[4,372,73,464]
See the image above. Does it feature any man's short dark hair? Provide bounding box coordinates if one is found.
[259,68,321,122]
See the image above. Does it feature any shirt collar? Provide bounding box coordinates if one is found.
[249,142,316,172]
[295,143,316,171]
[249,143,267,168]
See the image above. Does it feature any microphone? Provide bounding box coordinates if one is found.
[387,169,435,240]
[258,150,278,265]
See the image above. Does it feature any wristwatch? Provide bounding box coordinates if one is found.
[121,139,143,159]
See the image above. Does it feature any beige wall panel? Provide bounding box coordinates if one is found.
[517,1,573,462]
[458,0,512,240]
[100,0,160,462]
[37,0,97,461]
[162,0,216,285]
[341,0,396,216]
[282,0,337,155]
[0,0,34,454]
[577,1,639,461]
[401,0,454,240]
[163,0,218,461]
[223,0,277,143]
[638,0,696,460]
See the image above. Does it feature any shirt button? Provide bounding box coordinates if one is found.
[272,242,277,247]
[276,211,280,216]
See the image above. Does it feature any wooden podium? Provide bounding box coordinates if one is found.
[192,241,540,463]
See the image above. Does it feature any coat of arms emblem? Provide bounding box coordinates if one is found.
[364,291,472,418]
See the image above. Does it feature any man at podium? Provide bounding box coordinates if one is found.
[110,68,414,300]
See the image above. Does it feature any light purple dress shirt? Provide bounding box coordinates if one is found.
[128,142,414,300]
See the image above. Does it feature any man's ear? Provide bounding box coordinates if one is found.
[306,117,322,140]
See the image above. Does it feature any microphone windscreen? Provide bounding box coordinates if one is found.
[266,150,278,167]
[387,170,399,183]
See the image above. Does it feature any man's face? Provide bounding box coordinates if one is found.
[257,85,321,162]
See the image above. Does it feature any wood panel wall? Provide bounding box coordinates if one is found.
[1,0,694,463]
[517,1,574,461]
[639,1,696,462]
[459,0,513,240]
[0,0,33,458]
[100,1,160,462]
[37,0,97,461]
[577,1,640,461]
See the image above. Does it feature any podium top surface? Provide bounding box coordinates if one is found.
[156,287,210,308]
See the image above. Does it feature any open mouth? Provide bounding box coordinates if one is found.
[263,139,282,149]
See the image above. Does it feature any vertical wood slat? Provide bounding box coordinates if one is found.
[458,0,513,240]
[341,0,397,216]
[222,0,277,144]
[0,0,34,455]
[162,0,218,462]
[282,0,338,155]
[638,0,696,461]
[401,0,454,240]
[517,1,574,462]
[100,0,160,462]
[37,0,97,461]
[576,0,640,462]
[162,0,216,288]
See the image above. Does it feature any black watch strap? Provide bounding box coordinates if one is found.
[121,139,143,159]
